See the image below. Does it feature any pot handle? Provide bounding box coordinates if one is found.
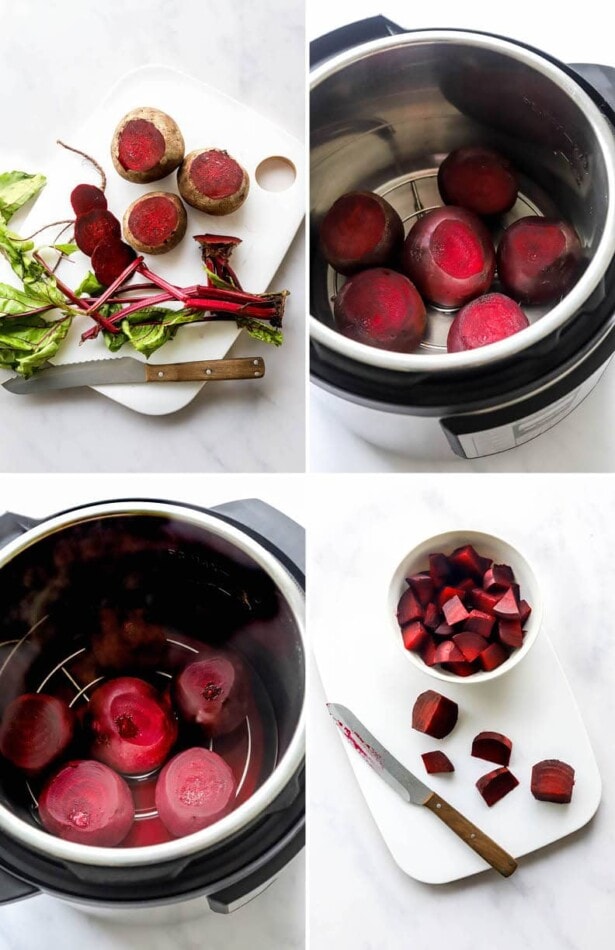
[0,868,38,905]
[570,63,615,110]
[209,499,305,579]
[0,512,40,547]
[310,15,405,68]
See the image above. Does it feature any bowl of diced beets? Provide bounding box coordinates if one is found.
[389,530,542,683]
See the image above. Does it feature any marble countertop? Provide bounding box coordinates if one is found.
[0,0,305,473]
[309,474,615,949]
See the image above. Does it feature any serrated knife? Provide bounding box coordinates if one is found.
[2,356,266,393]
[327,703,517,877]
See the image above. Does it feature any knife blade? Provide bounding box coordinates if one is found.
[2,356,266,393]
[327,703,517,877]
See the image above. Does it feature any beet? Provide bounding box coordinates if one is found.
[497,216,582,305]
[397,586,424,626]
[519,600,532,624]
[420,638,438,667]
[434,622,455,638]
[449,544,489,581]
[319,191,404,275]
[442,660,479,677]
[402,206,495,308]
[86,677,178,776]
[437,586,467,609]
[412,690,458,739]
[75,209,121,256]
[433,640,465,664]
[421,750,454,774]
[402,621,428,651]
[70,184,107,216]
[476,767,519,806]
[178,148,249,215]
[423,603,441,631]
[39,759,134,846]
[155,747,237,837]
[111,107,185,184]
[463,610,495,639]
[406,573,434,607]
[497,618,524,649]
[480,641,510,672]
[452,631,489,662]
[123,192,187,255]
[91,238,137,287]
[174,655,248,738]
[429,553,453,588]
[483,564,515,592]
[0,694,74,776]
[472,731,513,767]
[438,146,518,216]
[442,594,469,626]
[493,587,520,620]
[531,759,575,803]
[333,267,426,353]
[447,292,529,352]
[469,589,501,615]
[92,608,168,673]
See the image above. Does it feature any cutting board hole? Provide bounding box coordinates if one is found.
[256,156,296,192]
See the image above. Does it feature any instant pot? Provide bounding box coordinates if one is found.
[310,16,615,458]
[0,498,304,922]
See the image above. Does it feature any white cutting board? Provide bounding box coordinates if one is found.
[17,65,304,414]
[313,544,601,884]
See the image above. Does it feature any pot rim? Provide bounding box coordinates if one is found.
[0,500,305,868]
[310,29,615,374]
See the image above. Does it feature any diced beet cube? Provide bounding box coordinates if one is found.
[469,588,501,615]
[437,586,467,609]
[518,600,532,624]
[493,587,520,620]
[453,631,489,663]
[433,640,465,664]
[402,621,428,651]
[472,731,512,766]
[480,641,510,672]
[497,619,524,648]
[457,578,476,593]
[483,564,515,592]
[531,759,575,804]
[421,750,454,774]
[449,544,485,581]
[406,573,434,607]
[477,553,493,573]
[412,690,458,739]
[476,767,519,806]
[442,660,479,677]
[423,603,441,631]
[463,609,495,639]
[397,587,424,626]
[442,595,469,626]
[420,638,438,667]
[434,622,455,638]
[429,553,452,588]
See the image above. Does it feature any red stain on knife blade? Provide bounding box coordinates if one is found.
[328,708,383,768]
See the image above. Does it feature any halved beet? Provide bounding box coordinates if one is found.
[39,759,134,846]
[86,677,178,776]
[174,654,248,738]
[480,641,510,672]
[453,631,489,663]
[91,238,137,287]
[476,767,519,806]
[483,564,515,591]
[469,589,501,615]
[433,640,465,665]
[463,610,495,639]
[406,573,434,607]
[74,209,121,256]
[70,184,107,216]
[155,748,237,837]
[397,587,424,626]
[429,553,452,587]
[531,759,575,803]
[319,191,404,275]
[497,619,524,649]
[423,603,441,631]
[497,216,582,305]
[493,588,520,620]
[442,595,469,626]
[472,731,513,766]
[333,267,427,353]
[438,146,519,216]
[412,690,458,739]
[449,544,486,579]
[447,293,529,353]
[402,621,428,652]
[0,694,75,776]
[421,750,454,774]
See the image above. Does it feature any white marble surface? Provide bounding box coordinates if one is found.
[0,473,305,947]
[309,0,615,472]
[309,474,615,949]
[0,0,305,473]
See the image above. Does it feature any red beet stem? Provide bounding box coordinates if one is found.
[85,255,143,315]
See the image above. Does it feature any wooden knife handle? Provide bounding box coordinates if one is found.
[145,357,265,382]
[424,791,518,877]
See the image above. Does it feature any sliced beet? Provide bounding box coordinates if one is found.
[483,564,515,592]
[423,603,441,631]
[406,573,434,607]
[429,553,452,587]
[397,587,424,626]
[480,641,510,672]
[433,640,465,665]
[70,184,107,216]
[333,267,426,353]
[497,618,524,649]
[472,731,513,766]
[319,191,404,275]
[155,747,237,837]
[420,638,438,667]
[91,238,137,287]
[493,587,520,620]
[438,146,519,216]
[442,595,469,626]
[412,690,458,739]
[449,544,488,580]
[476,767,519,806]
[463,610,495,639]
[421,750,454,774]
[174,655,248,738]
[469,588,501,615]
[453,631,489,663]
[402,621,428,651]
[531,759,575,804]
[0,694,75,776]
[39,759,134,846]
[74,209,121,256]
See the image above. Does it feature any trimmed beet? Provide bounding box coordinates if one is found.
[87,677,177,776]
[472,731,513,766]
[333,267,426,353]
[397,586,424,626]
[39,759,134,846]
[531,759,575,803]
[319,191,404,275]
[178,148,249,215]
[476,767,519,806]
[497,619,524,649]
[433,640,465,664]
[402,621,428,651]
[453,631,489,663]
[91,238,137,287]
[406,573,434,607]
[0,694,74,776]
[70,184,107,216]
[447,293,529,353]
[111,107,185,184]
[480,641,510,672]
[442,595,469,626]
[123,192,187,255]
[493,587,520,620]
[174,655,248,738]
[92,608,168,673]
[402,206,495,308]
[422,751,454,774]
[155,747,237,837]
[497,216,582,305]
[463,610,495,639]
[412,690,458,739]
[75,209,121,256]
[423,603,441,631]
[438,146,518,216]
[483,564,515,592]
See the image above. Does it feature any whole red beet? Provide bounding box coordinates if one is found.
[39,759,134,846]
[497,216,582,305]
[438,146,518,216]
[174,654,248,738]
[0,694,75,776]
[320,191,404,275]
[333,267,426,353]
[447,293,529,352]
[402,207,496,308]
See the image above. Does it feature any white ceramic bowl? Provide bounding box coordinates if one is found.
[388,529,542,685]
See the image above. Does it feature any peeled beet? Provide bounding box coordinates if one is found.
[0,694,74,776]
[452,631,489,663]
[480,641,510,672]
[402,621,428,651]
[39,759,134,846]
[333,267,426,353]
[463,610,495,639]
[412,690,458,739]
[438,146,518,216]
[472,731,512,767]
[483,564,515,592]
[87,677,177,776]
[397,587,424,626]
[433,640,465,664]
[442,595,469,626]
[497,216,582,305]
[476,766,519,806]
[91,238,137,287]
[75,209,121,256]
[497,619,524,649]
[155,747,237,837]
[70,184,107,216]
[493,587,520,620]
[178,148,249,215]
[123,192,187,255]
[174,655,248,738]
[402,206,495,308]
[406,573,434,607]
[320,191,404,275]
[429,553,453,587]
[447,293,529,352]
[449,544,489,581]
[111,107,185,184]
[421,750,454,774]
[531,759,575,803]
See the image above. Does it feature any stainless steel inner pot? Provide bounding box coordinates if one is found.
[311,30,615,372]
[0,501,305,869]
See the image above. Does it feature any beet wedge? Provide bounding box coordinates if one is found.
[476,767,519,806]
[531,759,575,803]
[421,750,454,774]
[412,690,458,739]
[472,731,513,767]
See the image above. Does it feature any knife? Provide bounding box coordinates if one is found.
[327,703,517,877]
[2,356,266,393]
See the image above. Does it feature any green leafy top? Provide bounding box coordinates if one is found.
[0,171,46,224]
